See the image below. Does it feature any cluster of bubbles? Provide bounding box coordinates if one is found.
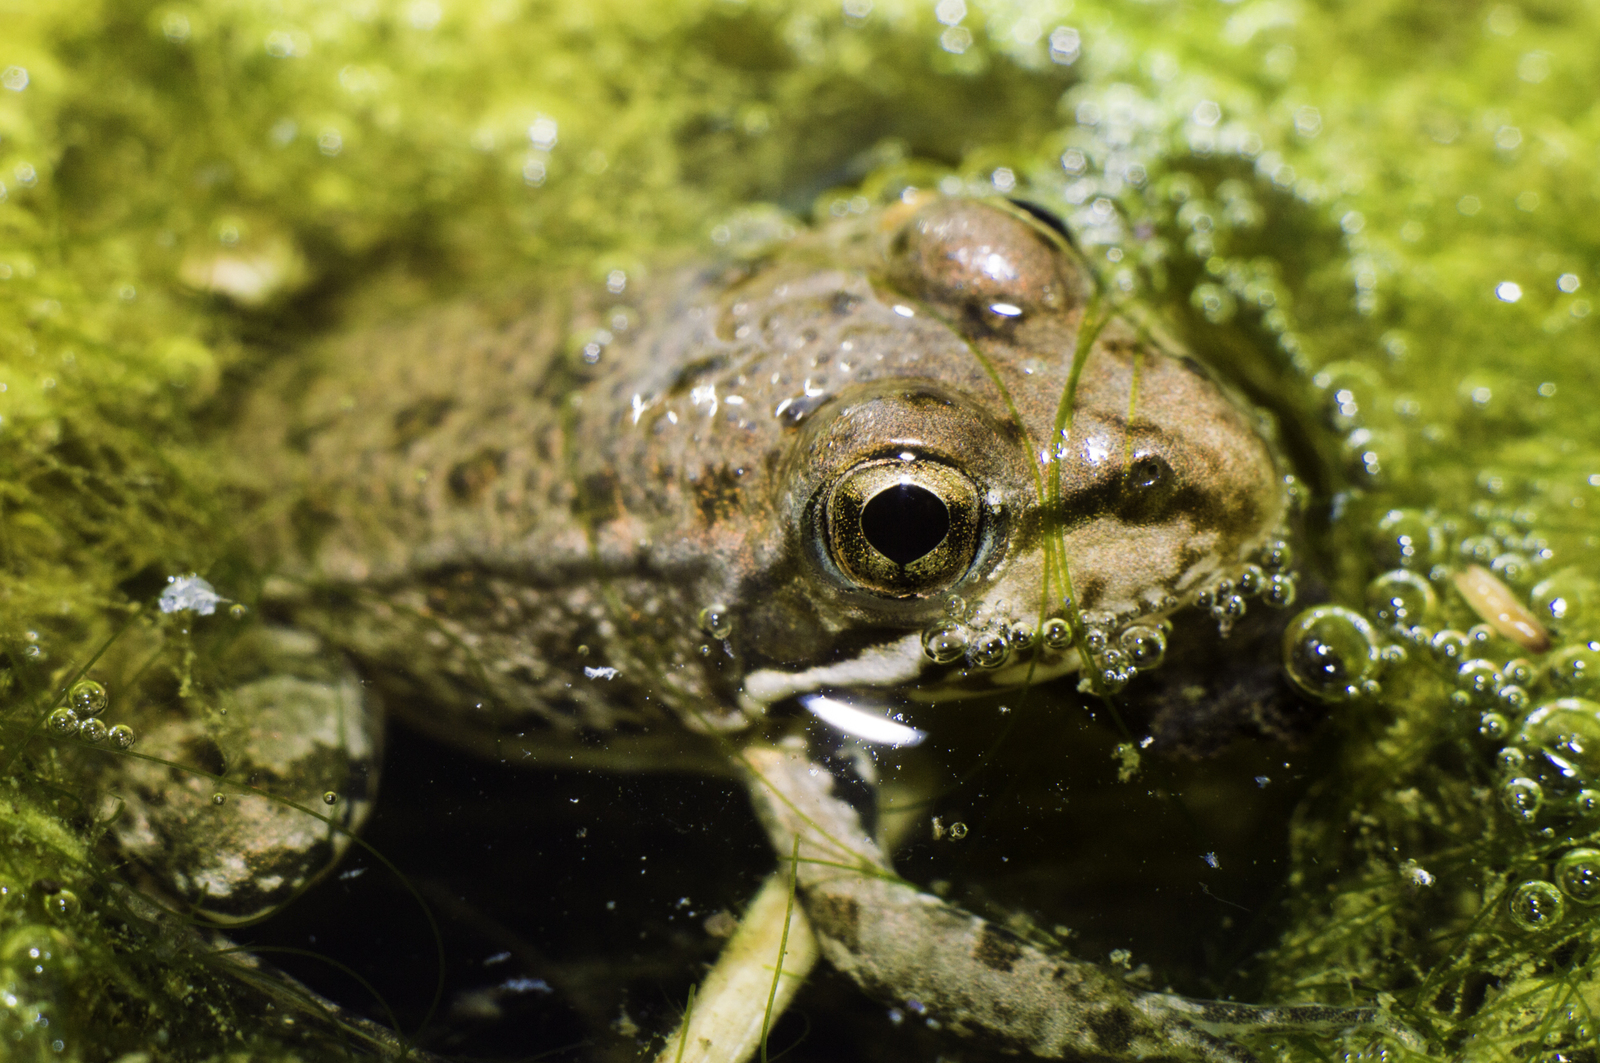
[919,536,1296,694]
[1193,536,1299,638]
[1505,846,1600,932]
[45,680,135,751]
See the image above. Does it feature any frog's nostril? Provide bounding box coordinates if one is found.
[861,483,950,565]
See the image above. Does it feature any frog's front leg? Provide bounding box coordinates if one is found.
[741,742,1420,1062]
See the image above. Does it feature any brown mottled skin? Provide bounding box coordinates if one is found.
[250,197,1286,751]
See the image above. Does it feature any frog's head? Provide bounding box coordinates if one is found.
[736,197,1291,719]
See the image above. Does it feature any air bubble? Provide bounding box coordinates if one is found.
[1375,509,1445,570]
[1365,569,1437,628]
[922,625,969,664]
[1507,879,1564,931]
[230,603,249,619]
[697,605,733,640]
[1466,623,1495,648]
[1007,623,1036,649]
[1119,625,1167,670]
[1098,667,1130,694]
[1262,574,1297,608]
[1498,746,1528,773]
[323,791,338,805]
[1236,564,1264,597]
[1041,618,1072,649]
[1517,698,1600,793]
[1457,659,1504,699]
[78,718,107,744]
[42,889,79,921]
[1498,685,1530,712]
[46,708,78,736]
[1430,629,1469,661]
[969,632,1010,669]
[107,724,136,750]
[1504,658,1534,687]
[212,793,226,806]
[1501,776,1543,820]
[1258,539,1293,571]
[68,680,107,717]
[1531,569,1596,635]
[1283,606,1380,702]
[1480,713,1509,739]
[1555,849,1600,904]
[1547,645,1600,697]
[1578,789,1600,814]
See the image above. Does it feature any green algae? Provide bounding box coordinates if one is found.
[2,0,1600,1058]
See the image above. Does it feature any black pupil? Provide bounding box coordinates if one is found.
[860,483,950,566]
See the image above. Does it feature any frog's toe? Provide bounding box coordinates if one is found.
[101,627,381,921]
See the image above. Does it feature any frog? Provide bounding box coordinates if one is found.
[104,195,1418,1061]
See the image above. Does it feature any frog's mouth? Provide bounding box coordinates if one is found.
[737,630,1085,721]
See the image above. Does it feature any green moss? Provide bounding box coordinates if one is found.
[3,0,1600,1058]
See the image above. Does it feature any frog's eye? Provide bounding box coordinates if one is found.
[825,459,982,598]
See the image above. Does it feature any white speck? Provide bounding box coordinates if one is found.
[690,383,719,417]
[501,977,553,995]
[606,270,627,294]
[159,574,225,616]
[630,393,654,425]
[802,378,825,397]
[892,305,915,318]
[1,67,29,92]
[528,115,558,151]
[1138,736,1154,749]
[989,302,1023,317]
[337,866,367,881]
[666,410,678,425]
[1495,281,1522,302]
[1400,859,1436,887]
[724,395,745,405]
[584,666,620,680]
[1559,273,1581,293]
[1254,775,1270,787]
[898,450,916,462]
[1202,852,1219,869]
[485,951,512,966]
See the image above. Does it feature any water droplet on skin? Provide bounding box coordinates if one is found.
[1282,606,1380,702]
[1365,569,1437,628]
[1507,879,1564,931]
[1041,618,1072,649]
[1119,625,1167,670]
[697,604,733,640]
[77,718,107,744]
[68,679,107,717]
[46,708,78,735]
[922,625,968,664]
[107,724,135,750]
[323,791,338,805]
[969,632,1010,669]
[1556,849,1600,904]
[1501,776,1543,820]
